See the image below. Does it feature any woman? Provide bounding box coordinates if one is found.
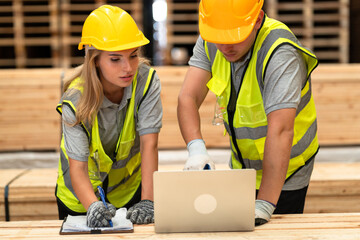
[55,5,162,227]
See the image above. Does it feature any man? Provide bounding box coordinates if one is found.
[177,0,319,226]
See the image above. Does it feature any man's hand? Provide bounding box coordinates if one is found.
[86,201,116,227]
[126,200,154,224]
[255,199,276,226]
[184,139,215,170]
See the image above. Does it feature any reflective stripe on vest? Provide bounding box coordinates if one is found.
[56,66,156,212]
[205,16,319,189]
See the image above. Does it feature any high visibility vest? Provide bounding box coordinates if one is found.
[205,16,319,189]
[56,65,156,213]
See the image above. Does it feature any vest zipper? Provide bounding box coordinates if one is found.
[227,66,246,168]
[226,45,256,169]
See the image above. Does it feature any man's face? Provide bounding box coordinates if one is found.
[214,10,264,62]
[215,28,257,62]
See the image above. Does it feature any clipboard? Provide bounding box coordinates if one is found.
[59,208,134,235]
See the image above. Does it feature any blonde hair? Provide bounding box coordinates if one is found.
[62,48,149,127]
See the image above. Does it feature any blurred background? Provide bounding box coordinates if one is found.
[0,0,359,163]
[1,0,360,221]
[0,0,359,69]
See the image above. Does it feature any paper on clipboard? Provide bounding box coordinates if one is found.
[60,208,133,235]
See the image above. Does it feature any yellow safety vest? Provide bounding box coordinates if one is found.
[205,16,319,189]
[56,65,156,213]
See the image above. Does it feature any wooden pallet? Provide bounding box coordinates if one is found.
[265,0,349,63]
[0,0,60,68]
[165,1,199,65]
[0,0,143,69]
[164,0,350,64]
[0,1,351,67]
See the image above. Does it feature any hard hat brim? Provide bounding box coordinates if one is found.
[199,19,255,44]
[78,37,150,51]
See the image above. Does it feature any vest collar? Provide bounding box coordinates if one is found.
[101,84,133,110]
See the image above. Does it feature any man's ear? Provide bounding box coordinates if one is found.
[255,10,265,29]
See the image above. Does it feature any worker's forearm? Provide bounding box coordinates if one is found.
[69,158,98,210]
[177,95,203,144]
[140,133,159,201]
[257,129,293,205]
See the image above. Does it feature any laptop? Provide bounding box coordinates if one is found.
[153,169,256,233]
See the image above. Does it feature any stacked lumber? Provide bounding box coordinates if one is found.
[0,169,25,221]
[0,162,359,221]
[304,162,360,213]
[0,68,62,151]
[265,0,349,63]
[0,169,58,221]
[156,64,360,148]
[0,64,359,152]
[311,64,360,145]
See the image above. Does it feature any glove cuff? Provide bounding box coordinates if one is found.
[258,199,276,208]
[187,139,207,157]
[255,199,276,215]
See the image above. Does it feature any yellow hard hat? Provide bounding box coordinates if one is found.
[199,0,264,44]
[78,5,149,51]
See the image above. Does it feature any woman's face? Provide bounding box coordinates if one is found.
[96,48,139,89]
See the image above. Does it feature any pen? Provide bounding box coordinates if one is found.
[97,186,113,227]
[204,164,211,170]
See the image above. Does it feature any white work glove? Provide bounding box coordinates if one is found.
[255,199,276,226]
[184,139,215,170]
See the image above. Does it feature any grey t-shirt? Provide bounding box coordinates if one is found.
[61,66,162,162]
[189,36,314,190]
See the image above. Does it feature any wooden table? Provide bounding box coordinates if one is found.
[0,213,360,239]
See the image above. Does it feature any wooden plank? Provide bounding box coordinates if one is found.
[13,0,26,68]
[1,213,360,239]
[168,3,198,10]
